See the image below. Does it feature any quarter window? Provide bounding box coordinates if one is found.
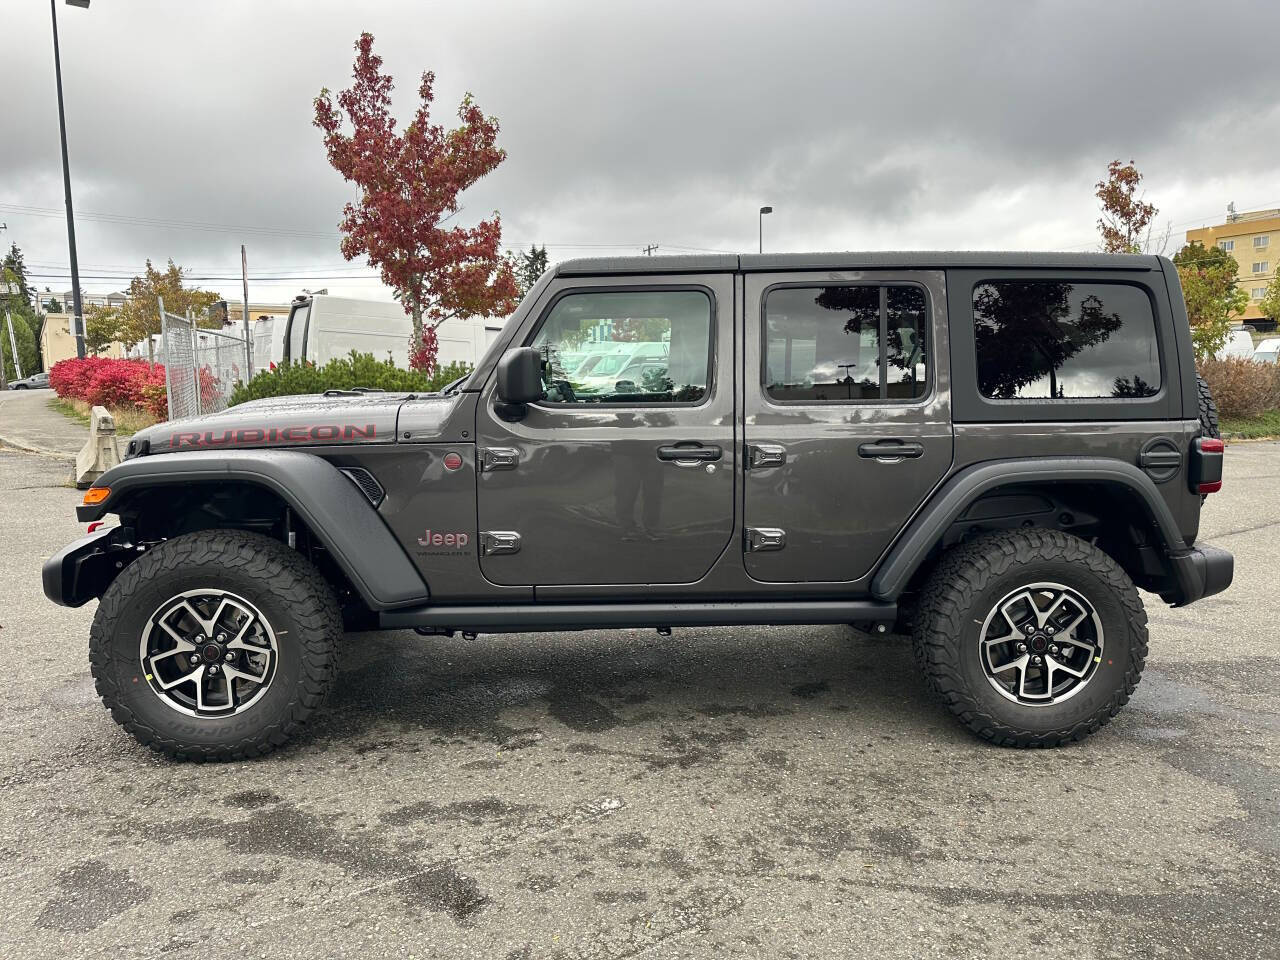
[529,289,711,404]
[972,281,1160,399]
[764,285,928,402]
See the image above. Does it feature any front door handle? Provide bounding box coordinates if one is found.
[858,440,925,460]
[656,443,722,463]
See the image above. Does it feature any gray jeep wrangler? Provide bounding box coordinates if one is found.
[44,252,1232,759]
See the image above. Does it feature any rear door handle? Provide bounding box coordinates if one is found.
[858,440,925,460]
[656,444,722,463]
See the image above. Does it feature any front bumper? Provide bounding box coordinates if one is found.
[42,527,130,607]
[1166,543,1234,607]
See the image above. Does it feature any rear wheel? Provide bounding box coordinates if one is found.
[89,530,341,760]
[912,529,1147,747]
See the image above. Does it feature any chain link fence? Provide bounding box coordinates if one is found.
[159,301,252,421]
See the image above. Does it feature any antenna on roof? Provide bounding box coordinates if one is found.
[1227,202,1237,222]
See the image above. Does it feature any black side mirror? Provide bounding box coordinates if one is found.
[495,347,544,405]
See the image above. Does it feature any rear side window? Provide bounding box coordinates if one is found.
[765,284,928,402]
[972,281,1160,399]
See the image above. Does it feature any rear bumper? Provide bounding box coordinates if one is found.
[1166,543,1234,607]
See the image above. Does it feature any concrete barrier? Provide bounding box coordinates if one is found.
[75,405,122,489]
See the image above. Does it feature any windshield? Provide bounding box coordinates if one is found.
[286,304,310,363]
[589,353,631,377]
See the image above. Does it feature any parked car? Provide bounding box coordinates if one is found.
[252,294,506,371]
[9,371,50,390]
[45,251,1232,759]
[1252,337,1280,363]
[1215,328,1256,361]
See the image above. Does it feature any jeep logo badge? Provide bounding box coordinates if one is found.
[417,529,470,548]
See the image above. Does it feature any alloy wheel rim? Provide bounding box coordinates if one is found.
[138,589,278,718]
[978,581,1104,706]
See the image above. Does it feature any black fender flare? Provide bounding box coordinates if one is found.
[78,450,429,609]
[870,457,1189,601]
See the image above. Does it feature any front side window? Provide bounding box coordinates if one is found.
[972,281,1160,399]
[764,284,928,402]
[529,289,711,404]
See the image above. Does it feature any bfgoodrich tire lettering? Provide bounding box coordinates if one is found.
[911,529,1147,747]
[89,530,340,760]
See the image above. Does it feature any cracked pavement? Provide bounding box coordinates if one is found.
[0,443,1276,959]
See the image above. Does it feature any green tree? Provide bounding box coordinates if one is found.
[1258,276,1280,326]
[2,266,41,379]
[115,260,221,363]
[83,304,122,355]
[515,244,549,297]
[1172,242,1248,361]
[2,244,33,305]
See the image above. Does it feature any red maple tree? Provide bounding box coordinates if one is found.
[314,33,519,371]
[1096,159,1157,254]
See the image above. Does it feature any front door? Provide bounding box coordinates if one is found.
[475,274,736,587]
[742,270,953,583]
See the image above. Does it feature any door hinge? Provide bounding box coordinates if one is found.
[479,447,520,472]
[479,531,522,556]
[747,443,786,469]
[745,527,786,552]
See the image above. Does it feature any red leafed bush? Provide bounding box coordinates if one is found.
[49,356,169,420]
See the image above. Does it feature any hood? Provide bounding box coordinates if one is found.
[127,391,447,457]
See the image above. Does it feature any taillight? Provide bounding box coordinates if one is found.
[1190,437,1224,495]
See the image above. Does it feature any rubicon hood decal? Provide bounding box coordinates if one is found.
[128,391,467,455]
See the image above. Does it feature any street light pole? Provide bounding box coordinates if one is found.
[51,0,89,359]
[759,206,773,254]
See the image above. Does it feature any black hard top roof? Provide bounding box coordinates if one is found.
[555,251,1161,276]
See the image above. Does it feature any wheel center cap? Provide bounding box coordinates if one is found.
[1029,634,1049,653]
[202,643,222,662]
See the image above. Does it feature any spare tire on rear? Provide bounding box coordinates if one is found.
[1196,373,1220,439]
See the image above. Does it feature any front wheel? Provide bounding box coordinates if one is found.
[912,529,1147,747]
[89,530,341,760]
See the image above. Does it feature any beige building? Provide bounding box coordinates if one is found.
[1185,206,1279,324]
[38,313,128,369]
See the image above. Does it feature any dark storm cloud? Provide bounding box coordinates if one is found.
[2,0,1277,300]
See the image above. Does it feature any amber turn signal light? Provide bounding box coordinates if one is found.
[82,487,110,505]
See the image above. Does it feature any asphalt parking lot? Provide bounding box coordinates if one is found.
[1,442,1276,959]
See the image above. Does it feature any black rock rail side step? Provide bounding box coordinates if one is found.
[380,600,896,633]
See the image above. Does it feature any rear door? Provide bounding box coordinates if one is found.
[742,270,953,583]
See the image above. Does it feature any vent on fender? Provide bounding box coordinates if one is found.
[340,467,385,507]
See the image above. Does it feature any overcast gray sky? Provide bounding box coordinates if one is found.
[3,0,1279,303]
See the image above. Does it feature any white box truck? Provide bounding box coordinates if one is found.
[253,295,504,370]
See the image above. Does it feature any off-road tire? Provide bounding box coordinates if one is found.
[1196,373,1220,439]
[89,530,341,761]
[911,529,1147,748]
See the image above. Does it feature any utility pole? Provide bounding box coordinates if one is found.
[758,206,773,254]
[51,0,90,358]
[241,244,253,377]
[642,244,659,256]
